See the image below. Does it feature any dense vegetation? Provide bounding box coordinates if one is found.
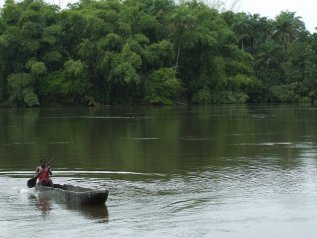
[0,0,316,107]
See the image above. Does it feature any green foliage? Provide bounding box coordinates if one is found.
[273,11,305,52]
[144,68,181,104]
[97,33,121,51]
[270,83,298,102]
[26,60,47,76]
[192,88,249,104]
[41,24,62,45]
[279,41,317,102]
[39,59,91,105]
[1,0,22,26]
[23,88,40,106]
[0,0,316,106]
[38,70,63,103]
[7,72,39,107]
[43,51,62,64]
[62,59,90,100]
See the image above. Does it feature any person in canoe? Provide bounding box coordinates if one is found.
[35,159,54,187]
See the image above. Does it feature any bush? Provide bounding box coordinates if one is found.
[144,68,182,105]
[8,73,39,107]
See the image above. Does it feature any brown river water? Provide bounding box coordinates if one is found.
[0,105,317,237]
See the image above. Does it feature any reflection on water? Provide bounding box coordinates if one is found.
[38,197,52,216]
[1,105,317,173]
[27,193,53,217]
[66,204,109,222]
[1,105,317,237]
[33,191,109,222]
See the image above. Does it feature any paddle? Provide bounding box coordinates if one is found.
[27,159,53,188]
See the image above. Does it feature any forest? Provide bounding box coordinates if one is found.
[0,0,316,106]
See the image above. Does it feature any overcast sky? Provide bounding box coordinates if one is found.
[239,0,316,33]
[0,0,315,33]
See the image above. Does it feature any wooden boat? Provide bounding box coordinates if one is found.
[35,184,108,205]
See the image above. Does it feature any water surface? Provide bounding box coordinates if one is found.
[1,105,317,237]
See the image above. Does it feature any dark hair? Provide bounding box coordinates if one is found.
[40,159,47,163]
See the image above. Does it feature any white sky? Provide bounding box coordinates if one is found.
[238,0,316,33]
[0,0,316,33]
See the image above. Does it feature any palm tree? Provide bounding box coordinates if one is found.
[233,13,271,55]
[247,14,264,55]
[256,40,283,69]
[232,13,251,51]
[273,11,305,52]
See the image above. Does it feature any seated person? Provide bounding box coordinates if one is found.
[36,159,54,187]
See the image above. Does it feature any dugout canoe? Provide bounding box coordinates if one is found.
[35,184,108,205]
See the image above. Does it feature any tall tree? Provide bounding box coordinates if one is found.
[168,3,197,71]
[232,13,251,51]
[273,11,305,52]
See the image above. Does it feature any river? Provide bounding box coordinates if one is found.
[0,105,317,237]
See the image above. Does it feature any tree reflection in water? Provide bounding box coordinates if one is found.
[28,192,109,222]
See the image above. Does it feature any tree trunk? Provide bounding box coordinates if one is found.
[283,35,286,53]
[175,39,181,72]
